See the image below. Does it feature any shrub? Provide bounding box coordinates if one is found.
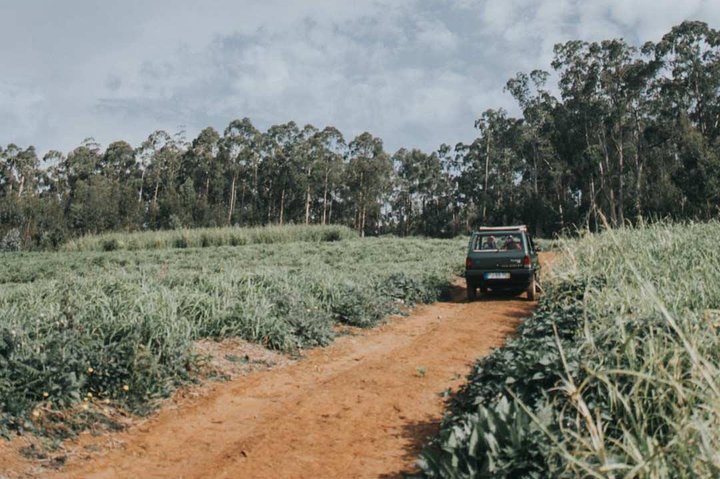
[102,238,121,251]
[0,229,22,252]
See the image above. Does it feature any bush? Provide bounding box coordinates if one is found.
[62,224,359,252]
[102,238,121,251]
[0,229,22,252]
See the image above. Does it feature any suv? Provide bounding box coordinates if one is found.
[464,225,541,301]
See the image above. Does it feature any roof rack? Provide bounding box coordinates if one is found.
[476,225,527,232]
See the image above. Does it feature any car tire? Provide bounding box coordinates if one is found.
[467,284,477,301]
[526,275,537,301]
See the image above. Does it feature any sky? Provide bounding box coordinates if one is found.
[1,0,719,156]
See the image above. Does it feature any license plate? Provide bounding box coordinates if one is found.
[485,272,511,280]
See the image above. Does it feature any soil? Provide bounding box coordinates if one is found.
[0,256,553,479]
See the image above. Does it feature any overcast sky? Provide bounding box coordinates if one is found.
[1,1,719,155]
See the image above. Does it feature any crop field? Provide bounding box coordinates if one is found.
[420,222,720,478]
[0,227,464,437]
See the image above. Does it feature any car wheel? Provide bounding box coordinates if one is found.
[526,275,537,301]
[467,284,477,301]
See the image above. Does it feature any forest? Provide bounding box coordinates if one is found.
[1,21,719,250]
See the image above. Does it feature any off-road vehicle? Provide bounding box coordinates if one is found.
[464,225,540,301]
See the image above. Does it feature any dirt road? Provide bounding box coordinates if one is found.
[3,283,535,479]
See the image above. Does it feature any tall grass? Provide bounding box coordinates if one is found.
[420,222,720,478]
[0,236,464,437]
[62,224,357,252]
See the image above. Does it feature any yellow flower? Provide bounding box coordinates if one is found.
[87,392,93,398]
[87,367,94,374]
[42,392,49,398]
[32,410,40,418]
[122,385,130,392]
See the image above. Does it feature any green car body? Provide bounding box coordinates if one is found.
[464,226,540,301]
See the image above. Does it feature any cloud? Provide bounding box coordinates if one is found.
[0,1,719,155]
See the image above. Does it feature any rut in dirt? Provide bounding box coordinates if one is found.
[3,281,538,479]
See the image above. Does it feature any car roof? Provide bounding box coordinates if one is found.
[476,225,527,232]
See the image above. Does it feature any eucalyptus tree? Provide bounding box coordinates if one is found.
[296,124,320,225]
[222,118,260,225]
[346,132,391,236]
[185,127,221,199]
[262,122,302,225]
[0,144,40,243]
[393,148,448,236]
[649,21,720,218]
[98,141,141,229]
[506,70,576,233]
[182,127,223,225]
[0,144,39,198]
[458,109,524,227]
[313,126,346,225]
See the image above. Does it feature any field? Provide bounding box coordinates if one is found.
[5,221,718,478]
[0,226,464,437]
[419,222,720,478]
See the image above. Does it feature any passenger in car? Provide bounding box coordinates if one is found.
[504,236,521,250]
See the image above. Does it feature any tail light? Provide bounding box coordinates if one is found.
[465,257,473,269]
[522,255,531,267]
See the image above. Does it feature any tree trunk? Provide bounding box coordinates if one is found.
[279,188,285,225]
[616,135,625,226]
[360,203,366,237]
[304,166,312,224]
[599,131,617,226]
[228,173,237,225]
[153,181,160,208]
[482,136,491,223]
[253,162,259,222]
[633,111,643,221]
[532,142,539,196]
[304,184,311,225]
[239,182,246,226]
[322,171,329,225]
[357,172,364,234]
[590,177,598,232]
[138,169,145,203]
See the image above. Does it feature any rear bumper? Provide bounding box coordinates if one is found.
[465,269,533,289]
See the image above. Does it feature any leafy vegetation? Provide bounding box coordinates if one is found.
[2,22,720,248]
[419,222,720,478]
[0,229,464,438]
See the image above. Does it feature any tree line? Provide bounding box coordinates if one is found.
[1,21,719,249]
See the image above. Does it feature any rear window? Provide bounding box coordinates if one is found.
[472,233,524,252]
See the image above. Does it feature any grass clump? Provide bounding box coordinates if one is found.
[419,222,720,478]
[62,224,358,252]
